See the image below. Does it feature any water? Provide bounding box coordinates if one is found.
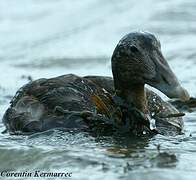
[0,0,196,179]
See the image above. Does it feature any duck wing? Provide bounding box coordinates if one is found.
[4,74,112,133]
[11,74,104,113]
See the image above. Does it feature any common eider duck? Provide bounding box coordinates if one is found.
[2,32,190,136]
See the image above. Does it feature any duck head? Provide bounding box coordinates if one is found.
[112,32,189,110]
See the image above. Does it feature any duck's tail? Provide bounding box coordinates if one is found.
[2,107,42,134]
[170,97,196,112]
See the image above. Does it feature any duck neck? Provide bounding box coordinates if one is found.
[116,84,148,114]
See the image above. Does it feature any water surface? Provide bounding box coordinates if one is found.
[0,0,196,179]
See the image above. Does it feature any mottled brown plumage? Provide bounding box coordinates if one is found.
[2,32,190,136]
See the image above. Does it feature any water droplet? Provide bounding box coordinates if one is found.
[150,118,156,130]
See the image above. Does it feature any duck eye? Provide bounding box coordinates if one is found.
[130,45,139,53]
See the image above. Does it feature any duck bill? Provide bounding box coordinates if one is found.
[149,53,190,101]
[154,81,190,101]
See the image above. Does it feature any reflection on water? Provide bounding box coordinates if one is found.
[0,0,196,179]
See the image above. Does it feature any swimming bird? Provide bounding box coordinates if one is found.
[2,32,190,136]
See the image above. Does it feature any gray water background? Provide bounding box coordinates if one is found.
[0,0,196,179]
